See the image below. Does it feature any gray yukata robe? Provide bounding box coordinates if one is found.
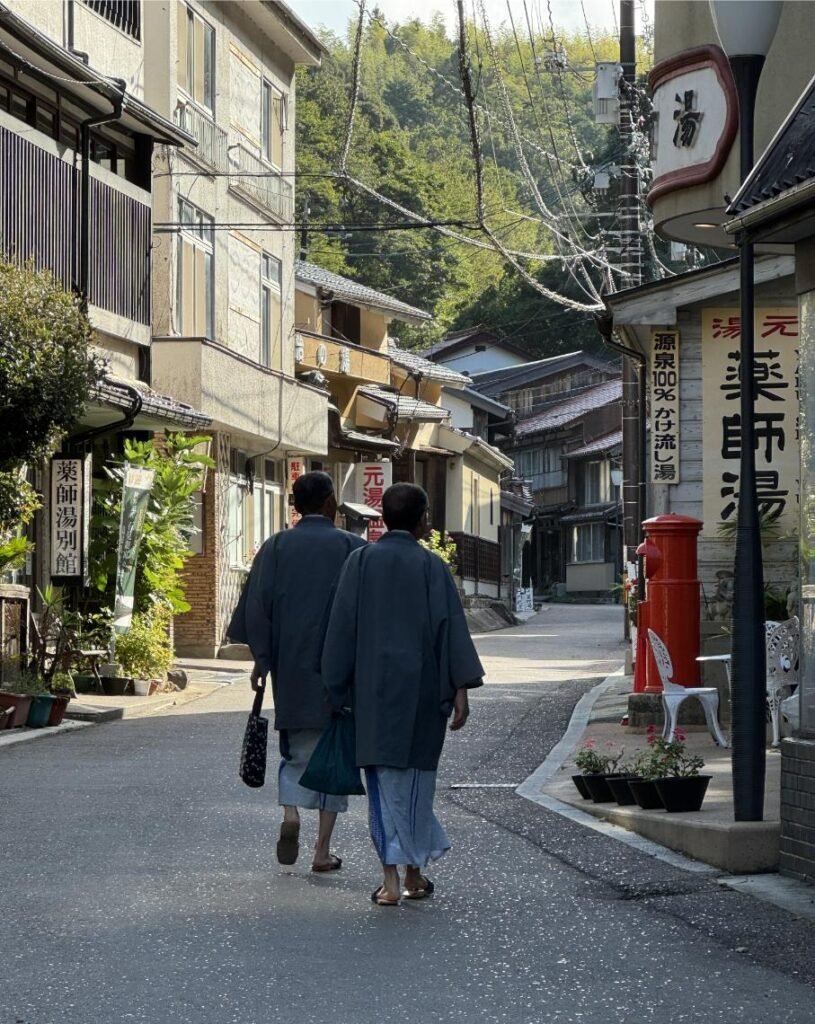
[229,516,366,731]
[321,530,484,771]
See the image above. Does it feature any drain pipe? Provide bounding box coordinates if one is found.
[78,85,126,310]
[595,313,647,603]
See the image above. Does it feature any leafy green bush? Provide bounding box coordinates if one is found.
[115,609,174,680]
[0,261,101,469]
[91,434,213,615]
[420,529,458,574]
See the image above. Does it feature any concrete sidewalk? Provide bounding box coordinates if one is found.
[539,674,781,873]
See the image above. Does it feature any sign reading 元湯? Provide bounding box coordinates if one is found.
[354,461,392,542]
[702,308,800,536]
[650,330,681,484]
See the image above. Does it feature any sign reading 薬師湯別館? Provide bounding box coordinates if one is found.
[701,308,799,538]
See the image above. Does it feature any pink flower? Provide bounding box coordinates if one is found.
[674,728,686,742]
[604,741,617,749]
[646,724,657,734]
[584,739,595,749]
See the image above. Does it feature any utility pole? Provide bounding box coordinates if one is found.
[618,0,644,591]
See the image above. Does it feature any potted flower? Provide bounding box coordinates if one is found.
[572,740,624,802]
[653,729,710,812]
[626,728,670,810]
[605,755,643,806]
[114,609,173,696]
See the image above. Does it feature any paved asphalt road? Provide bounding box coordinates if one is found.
[4,605,815,1024]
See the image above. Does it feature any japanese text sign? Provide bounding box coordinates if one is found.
[702,308,799,536]
[355,461,392,542]
[650,330,681,484]
[50,455,91,584]
[287,457,305,527]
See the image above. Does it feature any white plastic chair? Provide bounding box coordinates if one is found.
[647,628,729,747]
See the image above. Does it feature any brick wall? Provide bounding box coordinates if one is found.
[174,433,222,658]
[780,737,815,883]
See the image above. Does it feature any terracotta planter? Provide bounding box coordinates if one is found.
[0,705,15,729]
[628,778,665,810]
[655,776,711,813]
[606,775,641,806]
[0,692,33,728]
[48,694,71,726]
[571,775,592,800]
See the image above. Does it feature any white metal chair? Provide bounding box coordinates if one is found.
[647,628,729,747]
[696,617,799,747]
[766,616,799,746]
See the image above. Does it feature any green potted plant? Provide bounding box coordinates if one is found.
[652,728,710,813]
[11,672,56,728]
[572,740,624,802]
[0,681,33,728]
[626,729,670,809]
[115,608,173,694]
[605,754,643,806]
[48,670,75,726]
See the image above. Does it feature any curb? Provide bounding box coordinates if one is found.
[516,672,815,917]
[0,719,93,750]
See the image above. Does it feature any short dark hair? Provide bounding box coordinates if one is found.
[293,471,335,515]
[382,483,428,532]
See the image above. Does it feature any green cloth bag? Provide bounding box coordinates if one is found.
[299,711,365,796]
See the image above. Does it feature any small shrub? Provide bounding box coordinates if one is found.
[420,529,458,574]
[115,609,174,680]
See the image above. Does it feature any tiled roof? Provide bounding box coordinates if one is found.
[560,501,621,525]
[729,72,815,216]
[469,352,618,397]
[295,261,432,324]
[358,386,449,422]
[94,376,211,429]
[563,429,623,459]
[515,379,622,439]
[422,326,527,361]
[388,342,470,386]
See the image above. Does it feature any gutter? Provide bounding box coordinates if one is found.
[725,177,815,235]
[68,380,143,452]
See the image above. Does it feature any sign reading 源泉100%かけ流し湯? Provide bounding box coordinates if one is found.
[650,330,681,485]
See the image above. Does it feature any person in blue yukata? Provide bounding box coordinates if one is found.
[229,471,365,872]
[321,483,484,906]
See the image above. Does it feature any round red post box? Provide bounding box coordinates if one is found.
[636,514,703,694]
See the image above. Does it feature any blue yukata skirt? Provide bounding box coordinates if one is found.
[365,766,451,868]
[278,729,348,813]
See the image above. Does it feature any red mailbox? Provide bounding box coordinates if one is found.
[635,514,703,694]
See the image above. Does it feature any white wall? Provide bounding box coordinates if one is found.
[437,344,526,375]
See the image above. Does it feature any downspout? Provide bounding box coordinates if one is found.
[595,313,646,603]
[78,86,126,310]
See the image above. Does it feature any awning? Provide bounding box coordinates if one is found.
[79,376,211,433]
[340,502,381,521]
[328,408,399,454]
[560,503,621,525]
[357,387,449,423]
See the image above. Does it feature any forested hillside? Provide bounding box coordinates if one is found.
[295,11,654,355]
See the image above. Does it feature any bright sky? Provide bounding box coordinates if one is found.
[290,0,655,41]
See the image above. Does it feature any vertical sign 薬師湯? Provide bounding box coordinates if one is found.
[702,308,799,537]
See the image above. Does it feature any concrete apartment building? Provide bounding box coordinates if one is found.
[141,1,328,656]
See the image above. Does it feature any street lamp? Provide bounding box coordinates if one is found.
[709,1,782,822]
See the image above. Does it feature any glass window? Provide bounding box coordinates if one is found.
[261,80,286,167]
[177,197,214,338]
[581,461,606,505]
[179,4,215,112]
[572,523,605,563]
[260,253,282,368]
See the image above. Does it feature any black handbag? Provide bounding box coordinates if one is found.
[239,686,268,788]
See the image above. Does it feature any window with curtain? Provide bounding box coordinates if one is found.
[178,3,215,112]
[177,198,213,338]
[581,461,606,505]
[260,252,282,368]
[261,79,286,168]
[572,523,605,563]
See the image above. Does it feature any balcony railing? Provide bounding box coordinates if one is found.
[0,126,151,325]
[82,0,141,39]
[229,144,293,222]
[174,104,229,173]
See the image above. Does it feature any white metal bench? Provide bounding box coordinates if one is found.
[647,628,729,747]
